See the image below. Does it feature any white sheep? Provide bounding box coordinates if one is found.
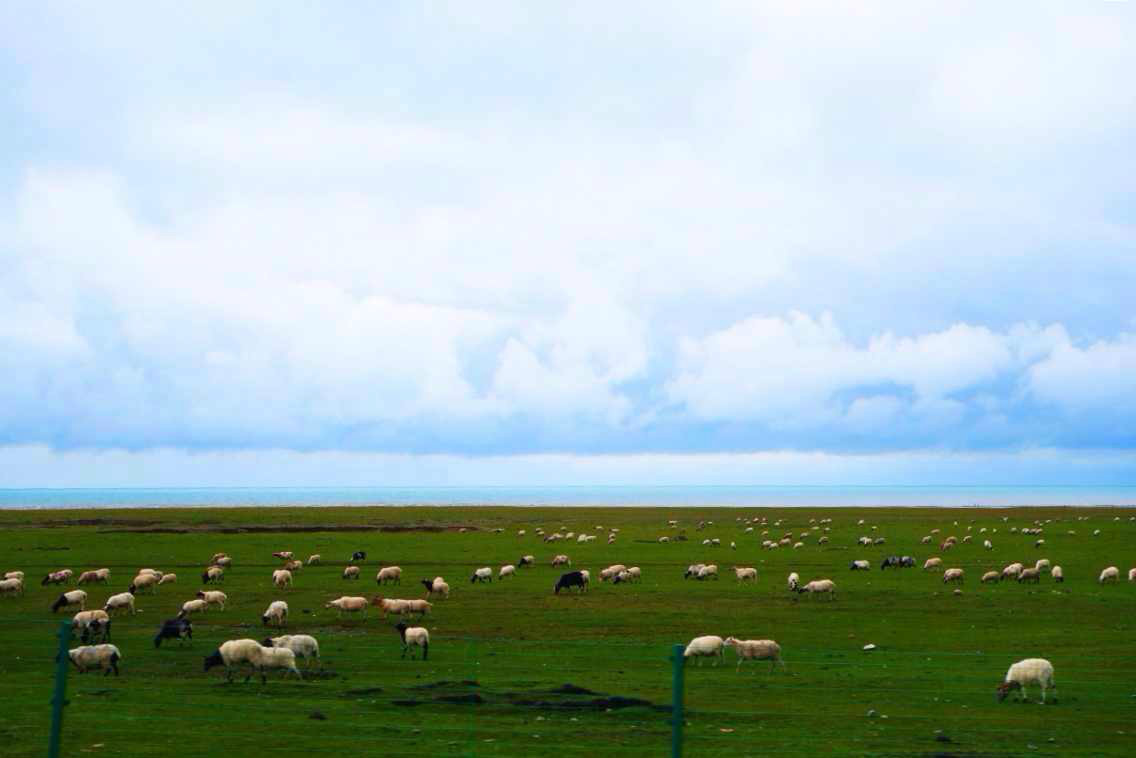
[723,637,784,673]
[696,564,719,581]
[250,645,302,682]
[325,596,368,617]
[157,573,177,585]
[1099,566,1120,584]
[179,598,209,617]
[262,600,289,627]
[196,590,228,610]
[983,540,993,550]
[72,609,110,640]
[683,635,724,666]
[498,564,516,579]
[51,589,87,613]
[307,554,321,566]
[373,597,409,618]
[551,555,571,567]
[214,556,233,568]
[342,565,361,580]
[264,634,320,667]
[1001,562,1024,581]
[376,566,402,585]
[997,658,1056,704]
[395,622,430,660]
[1129,568,1136,583]
[471,567,492,583]
[4,571,24,581]
[203,566,225,584]
[850,560,870,571]
[271,569,292,590]
[1035,559,1051,573]
[600,564,628,582]
[0,577,24,597]
[68,644,122,676]
[923,557,943,571]
[980,571,999,584]
[77,569,110,585]
[787,572,800,592]
[130,573,160,594]
[734,567,757,582]
[943,568,965,584]
[104,591,136,616]
[798,579,836,599]
[203,639,263,681]
[1051,566,1064,583]
[424,577,450,599]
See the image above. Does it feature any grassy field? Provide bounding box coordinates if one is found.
[1,505,1134,758]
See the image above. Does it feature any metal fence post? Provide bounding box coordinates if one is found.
[48,620,73,758]
[670,643,685,758]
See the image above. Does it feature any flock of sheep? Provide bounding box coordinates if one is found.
[2,511,1133,703]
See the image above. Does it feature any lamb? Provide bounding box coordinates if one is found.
[923,557,943,571]
[395,622,429,660]
[51,589,87,613]
[104,591,136,616]
[77,569,110,585]
[943,568,965,584]
[1051,566,1064,583]
[734,567,757,582]
[0,577,24,597]
[262,600,289,627]
[325,596,368,617]
[498,564,516,579]
[376,566,402,585]
[306,554,321,566]
[471,567,493,583]
[157,573,177,585]
[723,637,785,673]
[73,610,111,643]
[1017,568,1040,584]
[196,590,228,610]
[1099,566,1120,584]
[797,579,837,599]
[996,658,1057,704]
[787,572,800,592]
[1001,562,1024,581]
[421,577,450,599]
[343,565,361,580]
[202,566,225,584]
[271,569,292,590]
[68,644,122,676]
[554,570,588,594]
[683,635,724,666]
[179,599,209,618]
[849,560,870,571]
[981,571,1000,584]
[203,638,263,682]
[263,634,320,667]
[551,555,571,567]
[153,618,193,647]
[129,573,160,594]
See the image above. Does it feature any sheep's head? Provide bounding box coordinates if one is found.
[196,590,206,599]
[996,681,1020,702]
[203,651,223,672]
[723,637,738,647]
[371,595,385,606]
[261,637,275,647]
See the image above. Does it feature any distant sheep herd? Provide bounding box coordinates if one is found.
[3,512,1134,705]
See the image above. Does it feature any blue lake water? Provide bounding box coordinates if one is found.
[1,485,1134,509]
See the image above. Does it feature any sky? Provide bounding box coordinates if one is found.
[1,2,1135,487]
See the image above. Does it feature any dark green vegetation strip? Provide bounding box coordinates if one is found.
[1,505,1134,757]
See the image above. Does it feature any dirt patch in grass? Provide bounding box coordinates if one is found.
[391,681,668,712]
[97,523,480,534]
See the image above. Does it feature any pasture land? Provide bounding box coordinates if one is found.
[1,505,1133,757]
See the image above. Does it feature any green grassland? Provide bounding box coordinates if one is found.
[1,505,1134,758]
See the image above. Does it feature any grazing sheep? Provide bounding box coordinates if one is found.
[376,566,402,585]
[372,597,409,617]
[343,565,361,580]
[880,556,902,570]
[421,577,450,599]
[1034,539,1045,548]
[849,560,870,571]
[613,570,634,584]
[202,566,225,584]
[787,572,800,592]
[1017,568,1041,584]
[271,569,292,590]
[196,590,228,610]
[734,567,757,582]
[0,577,24,597]
[797,579,837,599]
[51,590,87,613]
[272,551,293,561]
[5,570,25,581]
[1099,566,1120,584]
[470,567,493,583]
[247,643,302,682]
[551,555,571,567]
[921,535,932,544]
[981,571,1000,584]
[858,536,872,546]
[306,554,321,566]
[923,557,943,571]
[403,599,432,618]
[203,638,262,682]
[283,559,303,572]
[1035,559,1051,573]
[325,596,368,617]
[210,553,228,564]
[723,637,784,673]
[984,540,993,550]
[683,564,706,579]
[129,573,160,594]
[394,622,429,660]
[104,591,136,616]
[73,610,111,643]
[997,658,1057,704]
[41,569,72,586]
[1051,566,1064,583]
[158,573,177,585]
[1129,568,1136,582]
[214,556,233,568]
[263,634,320,667]
[179,599,209,618]
[600,564,628,582]
[154,618,193,647]
[262,600,289,627]
[818,536,829,545]
[554,570,588,594]
[683,635,725,666]
[498,564,516,579]
[697,564,719,581]
[657,536,670,543]
[899,556,916,568]
[943,568,965,584]
[77,569,110,585]
[1001,562,1024,582]
[68,644,122,676]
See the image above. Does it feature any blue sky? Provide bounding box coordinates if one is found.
[1,2,1135,486]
